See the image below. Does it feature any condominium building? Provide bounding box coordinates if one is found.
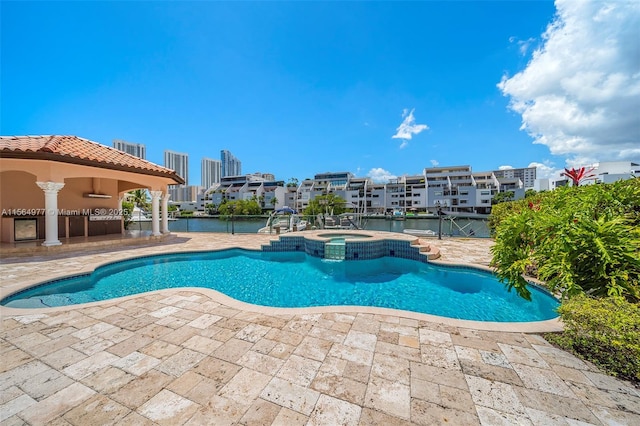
[221,150,242,177]
[164,150,189,185]
[183,160,640,215]
[205,174,269,207]
[492,166,536,189]
[112,139,146,159]
[201,157,221,189]
[404,175,428,211]
[295,172,353,212]
[366,183,387,213]
[424,165,524,215]
[384,178,406,211]
[341,177,373,213]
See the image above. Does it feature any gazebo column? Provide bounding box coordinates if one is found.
[161,192,171,234]
[118,195,125,234]
[36,181,65,246]
[150,190,162,236]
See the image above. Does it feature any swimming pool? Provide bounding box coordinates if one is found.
[1,249,559,322]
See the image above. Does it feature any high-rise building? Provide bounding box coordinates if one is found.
[112,139,146,159]
[168,185,203,203]
[220,149,242,177]
[201,157,221,189]
[164,150,189,185]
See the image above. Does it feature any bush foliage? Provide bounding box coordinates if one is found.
[217,199,262,216]
[545,295,640,384]
[489,179,640,302]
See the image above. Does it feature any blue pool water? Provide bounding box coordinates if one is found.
[1,249,559,322]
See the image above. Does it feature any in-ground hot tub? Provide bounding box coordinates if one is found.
[316,232,373,240]
[264,230,420,261]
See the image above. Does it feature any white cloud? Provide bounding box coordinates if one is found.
[367,167,397,183]
[430,159,439,167]
[498,0,640,165]
[498,165,514,170]
[392,108,429,148]
[519,37,536,56]
[510,36,537,56]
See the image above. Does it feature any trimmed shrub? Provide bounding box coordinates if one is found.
[545,295,640,384]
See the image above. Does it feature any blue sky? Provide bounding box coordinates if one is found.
[2,1,638,186]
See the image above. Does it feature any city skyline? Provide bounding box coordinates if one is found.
[119,140,539,190]
[163,148,242,189]
[2,1,638,185]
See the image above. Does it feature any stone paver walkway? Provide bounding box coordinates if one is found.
[1,232,638,425]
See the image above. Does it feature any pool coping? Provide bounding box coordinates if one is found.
[0,231,563,333]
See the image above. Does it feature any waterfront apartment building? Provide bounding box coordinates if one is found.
[221,150,242,177]
[492,166,536,189]
[201,158,221,189]
[194,166,530,215]
[424,165,526,215]
[295,172,353,212]
[184,160,640,215]
[112,139,146,159]
[204,174,286,210]
[164,150,189,185]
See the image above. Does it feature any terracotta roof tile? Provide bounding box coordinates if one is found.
[0,135,184,184]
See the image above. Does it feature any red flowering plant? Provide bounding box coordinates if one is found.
[562,167,596,187]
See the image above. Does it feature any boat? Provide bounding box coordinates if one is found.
[257,207,308,234]
[403,228,437,237]
[386,209,405,220]
[130,206,151,222]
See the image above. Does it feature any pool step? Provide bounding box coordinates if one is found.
[411,238,441,260]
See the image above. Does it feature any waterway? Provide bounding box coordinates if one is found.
[129,216,491,238]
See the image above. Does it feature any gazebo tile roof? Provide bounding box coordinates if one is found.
[0,135,184,184]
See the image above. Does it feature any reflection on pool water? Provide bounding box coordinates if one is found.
[1,249,559,322]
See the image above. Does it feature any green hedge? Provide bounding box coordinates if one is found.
[545,295,640,384]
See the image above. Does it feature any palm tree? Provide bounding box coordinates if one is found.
[130,189,150,211]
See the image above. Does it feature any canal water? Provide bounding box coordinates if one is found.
[129,216,491,238]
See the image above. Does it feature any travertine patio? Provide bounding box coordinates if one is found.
[1,232,638,425]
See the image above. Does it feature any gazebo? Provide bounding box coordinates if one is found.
[0,135,184,246]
